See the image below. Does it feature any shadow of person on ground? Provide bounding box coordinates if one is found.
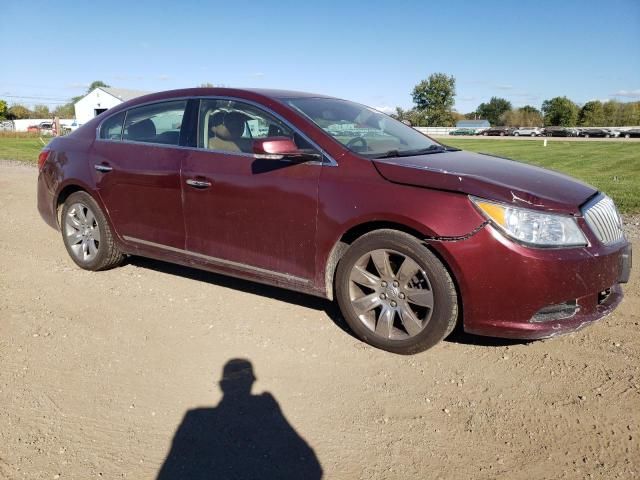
[156,358,323,480]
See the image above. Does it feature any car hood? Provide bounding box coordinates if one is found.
[373,150,597,215]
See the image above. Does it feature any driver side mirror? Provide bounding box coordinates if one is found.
[253,137,322,162]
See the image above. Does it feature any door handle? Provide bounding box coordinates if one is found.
[186,178,212,189]
[94,164,113,173]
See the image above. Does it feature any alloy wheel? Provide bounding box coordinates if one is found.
[64,202,101,262]
[348,249,434,340]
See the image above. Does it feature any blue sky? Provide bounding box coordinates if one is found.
[1,0,638,114]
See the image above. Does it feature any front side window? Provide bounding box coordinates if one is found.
[100,111,125,140]
[123,100,186,146]
[284,97,442,158]
[198,99,313,154]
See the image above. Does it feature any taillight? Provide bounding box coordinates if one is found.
[38,149,50,170]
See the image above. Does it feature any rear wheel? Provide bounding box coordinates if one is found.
[625,134,630,139]
[335,230,458,354]
[61,191,124,271]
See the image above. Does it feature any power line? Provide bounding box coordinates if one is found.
[2,94,72,101]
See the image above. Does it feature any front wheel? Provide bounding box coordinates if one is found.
[61,191,124,271]
[335,230,458,354]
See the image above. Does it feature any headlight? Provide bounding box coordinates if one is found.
[471,196,588,247]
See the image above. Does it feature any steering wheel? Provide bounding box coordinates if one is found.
[346,136,368,151]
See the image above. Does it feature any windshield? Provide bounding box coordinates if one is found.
[284,97,442,158]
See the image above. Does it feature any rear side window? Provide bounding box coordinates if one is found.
[100,111,125,140]
[123,100,187,146]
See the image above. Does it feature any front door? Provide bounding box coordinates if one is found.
[181,98,322,281]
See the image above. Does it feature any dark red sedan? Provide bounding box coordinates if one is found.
[37,88,631,354]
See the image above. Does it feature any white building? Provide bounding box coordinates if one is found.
[74,87,149,124]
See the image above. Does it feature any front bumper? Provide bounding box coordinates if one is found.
[437,224,631,340]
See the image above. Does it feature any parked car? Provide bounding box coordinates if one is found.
[0,120,14,131]
[36,88,631,354]
[65,120,82,132]
[619,129,640,138]
[580,128,610,138]
[543,127,576,137]
[480,126,513,136]
[512,127,543,137]
[27,121,54,135]
[605,129,621,138]
[448,128,476,136]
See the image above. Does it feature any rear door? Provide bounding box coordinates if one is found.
[91,100,188,249]
[180,98,322,282]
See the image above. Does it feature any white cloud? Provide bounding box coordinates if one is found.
[158,74,170,81]
[494,84,513,90]
[610,89,640,98]
[373,105,396,114]
[249,72,265,79]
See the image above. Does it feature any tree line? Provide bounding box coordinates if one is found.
[392,73,640,127]
[0,81,110,121]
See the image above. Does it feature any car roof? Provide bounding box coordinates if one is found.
[111,87,340,114]
[133,87,334,103]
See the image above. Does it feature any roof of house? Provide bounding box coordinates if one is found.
[456,120,490,127]
[100,87,151,102]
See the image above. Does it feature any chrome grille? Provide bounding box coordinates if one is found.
[583,195,625,245]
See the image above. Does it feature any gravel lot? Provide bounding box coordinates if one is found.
[1,161,638,479]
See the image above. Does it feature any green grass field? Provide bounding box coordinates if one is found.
[0,135,51,163]
[1,136,638,213]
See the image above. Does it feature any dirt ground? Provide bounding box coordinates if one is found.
[1,160,638,479]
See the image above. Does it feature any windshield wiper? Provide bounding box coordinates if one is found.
[371,145,447,159]
[371,149,401,159]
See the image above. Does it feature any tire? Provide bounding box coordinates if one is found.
[584,134,589,138]
[514,132,519,136]
[335,230,458,355]
[530,133,535,137]
[499,132,505,136]
[482,132,487,136]
[60,191,124,271]
[625,134,630,139]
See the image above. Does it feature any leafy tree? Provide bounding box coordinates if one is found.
[87,80,110,92]
[7,104,32,120]
[601,100,640,126]
[476,97,512,126]
[541,96,579,126]
[501,106,543,127]
[411,73,456,126]
[451,111,465,124]
[53,103,75,118]
[0,99,8,120]
[578,101,605,126]
[199,82,215,88]
[520,105,541,115]
[32,104,51,119]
